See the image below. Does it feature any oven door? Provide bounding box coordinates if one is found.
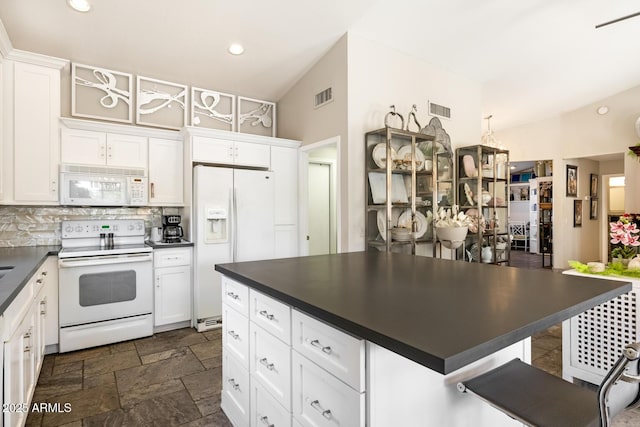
[58,252,153,327]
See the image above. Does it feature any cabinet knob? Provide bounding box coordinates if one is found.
[24,345,31,353]
[228,378,240,391]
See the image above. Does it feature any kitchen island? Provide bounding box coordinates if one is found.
[215,252,631,426]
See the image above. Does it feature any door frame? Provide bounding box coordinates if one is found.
[299,136,342,256]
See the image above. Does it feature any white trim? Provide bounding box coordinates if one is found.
[5,49,68,70]
[0,19,13,58]
[182,125,299,148]
[60,117,181,140]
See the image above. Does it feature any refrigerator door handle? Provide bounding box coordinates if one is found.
[232,187,238,261]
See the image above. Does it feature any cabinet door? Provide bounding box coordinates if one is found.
[107,133,148,168]
[60,128,106,165]
[154,266,191,326]
[13,62,60,203]
[192,136,234,164]
[271,146,298,225]
[234,141,270,168]
[4,310,36,427]
[148,138,183,205]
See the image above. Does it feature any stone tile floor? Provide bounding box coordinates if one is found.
[26,328,232,426]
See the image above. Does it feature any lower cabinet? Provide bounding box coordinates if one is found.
[153,248,192,329]
[2,256,56,427]
[220,275,366,427]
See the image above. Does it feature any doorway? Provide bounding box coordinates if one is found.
[300,137,340,256]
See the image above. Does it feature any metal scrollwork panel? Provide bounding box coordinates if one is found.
[72,63,133,123]
[190,87,235,131]
[136,75,188,130]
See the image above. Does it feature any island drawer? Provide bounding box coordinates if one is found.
[222,276,250,316]
[251,378,292,427]
[221,351,250,427]
[292,310,365,392]
[292,351,365,427]
[222,303,249,368]
[250,322,292,411]
[250,289,291,345]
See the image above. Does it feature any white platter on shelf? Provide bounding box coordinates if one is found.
[398,210,429,239]
[397,146,425,171]
[372,143,397,169]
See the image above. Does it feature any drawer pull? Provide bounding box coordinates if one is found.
[310,339,333,355]
[310,399,333,420]
[259,357,275,371]
[228,378,240,391]
[226,291,240,300]
[227,330,240,340]
[36,278,44,284]
[259,310,275,321]
[260,416,274,427]
[24,345,31,353]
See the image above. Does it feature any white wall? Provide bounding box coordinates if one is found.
[494,82,640,268]
[346,33,482,251]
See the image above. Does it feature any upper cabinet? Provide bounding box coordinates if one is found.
[191,135,270,169]
[60,128,147,169]
[2,55,67,205]
[148,137,183,206]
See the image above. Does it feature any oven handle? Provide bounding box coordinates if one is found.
[58,253,153,268]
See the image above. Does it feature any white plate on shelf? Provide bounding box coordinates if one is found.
[377,210,387,241]
[397,146,425,171]
[398,210,430,239]
[372,143,397,169]
[464,183,474,206]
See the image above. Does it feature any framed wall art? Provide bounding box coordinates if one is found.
[574,199,583,227]
[590,199,598,220]
[136,76,187,130]
[566,165,578,197]
[72,63,133,123]
[190,87,235,131]
[238,96,276,137]
[590,173,599,198]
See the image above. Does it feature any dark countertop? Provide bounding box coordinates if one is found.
[145,240,194,249]
[215,252,631,375]
[0,246,60,315]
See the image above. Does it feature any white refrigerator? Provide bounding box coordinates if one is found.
[193,165,275,330]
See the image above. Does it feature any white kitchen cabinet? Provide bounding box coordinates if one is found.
[192,135,270,168]
[60,128,147,169]
[153,248,192,329]
[42,257,59,351]
[12,61,61,204]
[148,137,183,205]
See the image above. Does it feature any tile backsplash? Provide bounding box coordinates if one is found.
[0,206,181,247]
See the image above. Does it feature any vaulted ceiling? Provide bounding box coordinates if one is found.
[1,0,639,131]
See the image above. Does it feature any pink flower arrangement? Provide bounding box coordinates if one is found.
[610,214,640,259]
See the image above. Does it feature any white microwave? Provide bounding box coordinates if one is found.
[59,164,148,206]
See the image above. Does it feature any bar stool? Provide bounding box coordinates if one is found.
[457,342,640,427]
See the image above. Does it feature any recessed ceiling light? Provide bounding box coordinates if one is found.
[228,43,245,55]
[596,105,609,115]
[67,0,91,12]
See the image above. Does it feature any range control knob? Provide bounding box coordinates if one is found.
[65,226,73,233]
[137,223,143,230]
[75,226,83,232]
[128,224,134,231]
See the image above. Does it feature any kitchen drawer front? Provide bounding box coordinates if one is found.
[222,276,250,317]
[154,248,191,268]
[222,351,250,427]
[250,289,291,345]
[250,322,292,411]
[251,379,292,427]
[292,352,365,427]
[2,280,34,339]
[292,310,365,392]
[222,304,249,369]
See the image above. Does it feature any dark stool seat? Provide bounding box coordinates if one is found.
[461,359,599,427]
[459,342,640,427]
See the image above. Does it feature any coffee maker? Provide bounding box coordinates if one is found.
[162,215,184,243]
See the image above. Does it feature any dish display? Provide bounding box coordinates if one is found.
[377,210,387,241]
[398,210,430,239]
[368,173,409,204]
[463,155,478,177]
[396,146,425,171]
[372,143,397,169]
[464,183,474,206]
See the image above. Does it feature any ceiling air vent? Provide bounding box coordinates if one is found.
[314,87,333,108]
[429,101,451,120]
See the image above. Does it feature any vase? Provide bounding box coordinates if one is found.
[481,246,493,263]
[436,226,468,249]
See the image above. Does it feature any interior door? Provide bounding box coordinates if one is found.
[234,169,275,262]
[308,162,331,255]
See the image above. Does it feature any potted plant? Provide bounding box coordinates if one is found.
[434,205,472,249]
[610,214,640,266]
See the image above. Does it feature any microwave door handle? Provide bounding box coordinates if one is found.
[58,253,153,268]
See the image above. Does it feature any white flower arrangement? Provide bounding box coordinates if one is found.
[434,205,473,228]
